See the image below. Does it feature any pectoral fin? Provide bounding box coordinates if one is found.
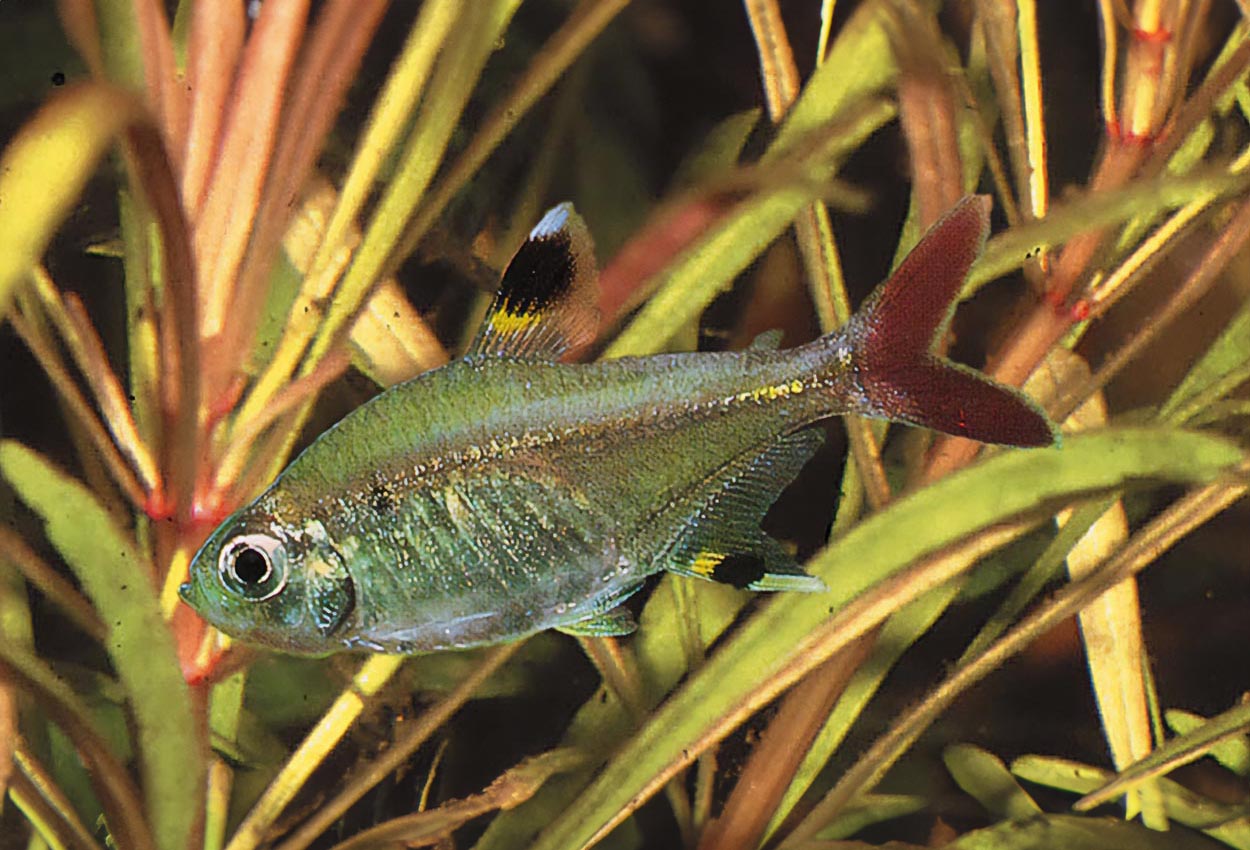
[468,203,601,360]
[556,606,638,637]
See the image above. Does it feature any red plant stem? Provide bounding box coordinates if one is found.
[182,2,246,216]
[695,637,874,850]
[195,0,310,374]
[599,193,737,325]
[218,0,390,403]
[131,0,186,160]
[922,132,1150,482]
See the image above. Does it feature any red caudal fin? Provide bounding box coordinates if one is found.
[844,196,1058,447]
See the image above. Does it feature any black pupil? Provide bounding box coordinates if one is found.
[232,547,270,585]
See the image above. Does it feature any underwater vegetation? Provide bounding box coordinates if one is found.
[1,1,1250,849]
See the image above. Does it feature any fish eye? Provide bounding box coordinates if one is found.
[218,533,288,601]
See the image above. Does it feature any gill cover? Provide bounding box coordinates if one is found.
[308,560,357,640]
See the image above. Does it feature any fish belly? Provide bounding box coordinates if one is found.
[318,461,647,652]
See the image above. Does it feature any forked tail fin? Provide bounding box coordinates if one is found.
[842,196,1057,447]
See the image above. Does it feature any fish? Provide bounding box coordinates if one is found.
[179,195,1056,655]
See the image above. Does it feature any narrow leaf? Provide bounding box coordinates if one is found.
[1161,290,1250,424]
[0,636,154,850]
[1167,709,1250,776]
[604,98,896,358]
[1077,700,1250,811]
[967,172,1249,295]
[0,83,143,321]
[305,0,523,370]
[0,441,200,850]
[327,749,583,850]
[528,429,1243,850]
[1058,356,1160,824]
[814,794,927,841]
[944,743,1042,820]
[944,813,1212,850]
[1013,755,1250,850]
[766,580,965,840]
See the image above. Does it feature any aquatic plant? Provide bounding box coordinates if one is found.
[1,2,1248,849]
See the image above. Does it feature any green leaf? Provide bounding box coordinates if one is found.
[1076,699,1250,811]
[634,575,748,702]
[813,793,927,841]
[309,0,522,368]
[670,109,762,188]
[474,579,741,850]
[0,83,144,321]
[961,497,1117,663]
[0,635,154,850]
[472,686,634,850]
[945,813,1214,850]
[603,98,895,358]
[767,578,966,840]
[336,749,584,850]
[767,0,895,160]
[92,0,148,89]
[1013,755,1250,850]
[528,428,1243,850]
[968,172,1249,296]
[1167,709,1250,776]
[1161,294,1250,425]
[0,441,201,850]
[945,743,1042,821]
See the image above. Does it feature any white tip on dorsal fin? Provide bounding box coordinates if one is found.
[467,203,602,360]
[529,203,571,239]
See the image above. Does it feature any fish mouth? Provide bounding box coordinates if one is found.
[177,581,199,609]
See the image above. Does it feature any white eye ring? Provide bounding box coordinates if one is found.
[219,533,288,601]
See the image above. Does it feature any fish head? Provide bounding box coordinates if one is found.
[180,503,357,655]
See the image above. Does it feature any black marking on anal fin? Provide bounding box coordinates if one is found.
[556,605,637,637]
[660,429,827,594]
[708,552,825,592]
[467,203,601,360]
[708,553,767,589]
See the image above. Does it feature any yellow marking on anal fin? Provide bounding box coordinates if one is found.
[689,550,726,578]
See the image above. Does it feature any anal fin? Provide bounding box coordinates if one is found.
[556,606,637,637]
[659,429,827,594]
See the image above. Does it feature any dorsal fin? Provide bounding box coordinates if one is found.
[467,203,601,360]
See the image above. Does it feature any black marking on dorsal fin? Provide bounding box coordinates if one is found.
[468,203,601,360]
[659,429,827,593]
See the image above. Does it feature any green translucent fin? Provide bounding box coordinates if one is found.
[556,605,638,637]
[468,203,601,360]
[659,429,827,593]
